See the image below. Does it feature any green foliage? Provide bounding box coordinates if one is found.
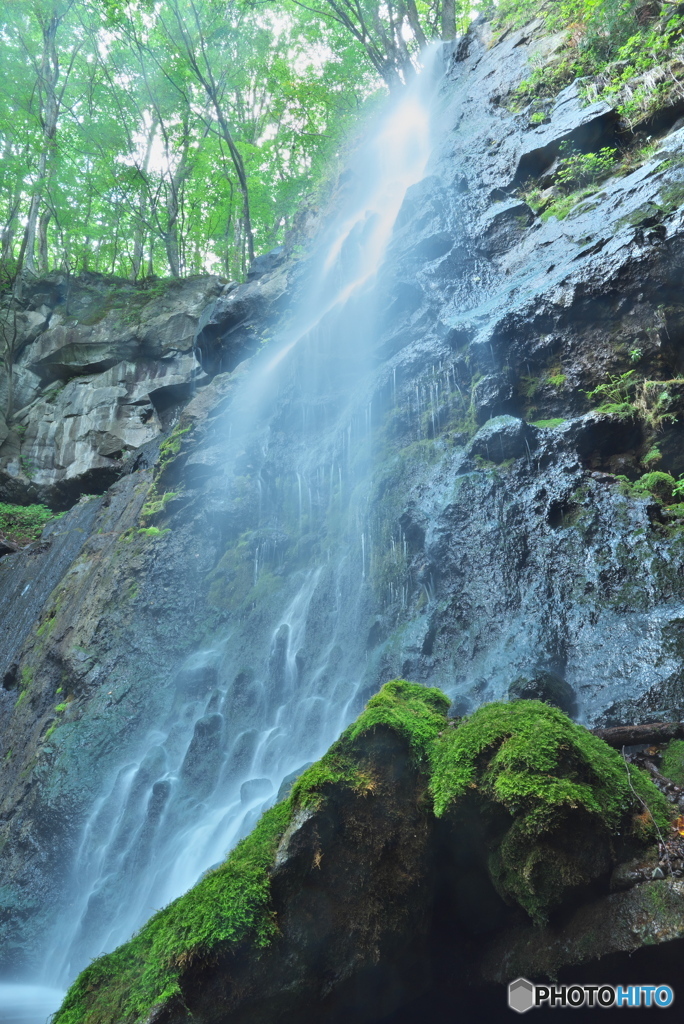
[642,445,661,467]
[0,502,57,545]
[520,375,540,398]
[547,372,567,389]
[531,418,565,429]
[635,379,681,431]
[137,526,171,537]
[633,471,677,504]
[584,369,637,414]
[430,699,669,921]
[158,424,192,471]
[54,702,68,714]
[661,740,684,787]
[502,1,684,128]
[0,0,389,282]
[555,145,616,193]
[140,491,179,521]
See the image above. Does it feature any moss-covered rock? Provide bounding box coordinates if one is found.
[430,700,669,922]
[54,686,673,1024]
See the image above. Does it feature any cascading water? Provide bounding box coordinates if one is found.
[0,46,447,1023]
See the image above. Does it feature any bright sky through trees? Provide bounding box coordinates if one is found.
[0,0,468,284]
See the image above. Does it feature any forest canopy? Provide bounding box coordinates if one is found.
[0,0,672,284]
[0,0,472,284]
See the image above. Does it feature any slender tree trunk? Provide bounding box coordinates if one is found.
[164,148,189,278]
[1,199,21,266]
[214,106,254,264]
[147,234,154,278]
[442,0,457,39]
[24,11,63,275]
[404,0,428,47]
[37,208,51,273]
[130,120,157,281]
[12,226,30,302]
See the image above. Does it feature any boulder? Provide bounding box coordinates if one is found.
[469,415,535,461]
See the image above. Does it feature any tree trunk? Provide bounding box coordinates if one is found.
[164,147,189,278]
[24,10,63,274]
[130,120,157,281]
[37,208,51,273]
[404,0,428,47]
[442,0,457,39]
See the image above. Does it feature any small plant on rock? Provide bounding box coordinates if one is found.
[584,369,637,416]
[556,143,617,192]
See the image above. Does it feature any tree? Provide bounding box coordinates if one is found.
[0,0,391,281]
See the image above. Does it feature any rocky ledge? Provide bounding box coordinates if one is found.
[53,685,684,1024]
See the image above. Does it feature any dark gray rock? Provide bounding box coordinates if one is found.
[471,377,515,424]
[508,670,577,717]
[509,80,618,188]
[468,416,535,462]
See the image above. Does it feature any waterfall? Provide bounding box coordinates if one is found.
[6,46,445,1018]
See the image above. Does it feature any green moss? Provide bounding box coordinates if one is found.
[347,679,449,756]
[661,740,684,787]
[137,527,171,537]
[139,492,179,521]
[642,445,662,467]
[54,799,292,1024]
[54,686,670,1019]
[530,418,565,429]
[208,536,283,615]
[634,471,677,504]
[54,702,68,714]
[430,700,669,921]
[520,375,540,399]
[158,423,192,474]
[540,187,600,222]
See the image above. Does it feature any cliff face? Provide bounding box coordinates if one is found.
[2,12,684,995]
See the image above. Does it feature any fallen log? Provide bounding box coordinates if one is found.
[592,721,684,748]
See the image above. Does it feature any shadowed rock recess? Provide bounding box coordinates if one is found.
[4,8,684,1020]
